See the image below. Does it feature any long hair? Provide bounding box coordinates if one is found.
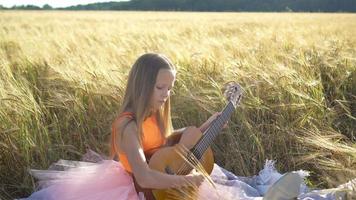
[114,53,175,148]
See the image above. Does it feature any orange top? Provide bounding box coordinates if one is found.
[111,112,166,173]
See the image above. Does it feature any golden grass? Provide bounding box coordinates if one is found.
[0,11,355,199]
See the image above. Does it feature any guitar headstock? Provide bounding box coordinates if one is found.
[223,81,242,107]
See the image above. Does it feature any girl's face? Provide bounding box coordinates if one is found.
[151,69,175,111]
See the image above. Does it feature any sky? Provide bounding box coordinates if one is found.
[0,1,126,8]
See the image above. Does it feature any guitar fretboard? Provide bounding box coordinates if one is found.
[176,102,235,175]
[192,102,235,160]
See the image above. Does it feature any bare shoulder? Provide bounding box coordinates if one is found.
[120,120,138,139]
[114,116,136,134]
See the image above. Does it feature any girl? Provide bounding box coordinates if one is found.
[109,52,213,195]
[24,53,221,200]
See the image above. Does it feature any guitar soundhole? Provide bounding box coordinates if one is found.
[165,166,175,175]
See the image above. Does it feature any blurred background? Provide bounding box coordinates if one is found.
[0,1,355,199]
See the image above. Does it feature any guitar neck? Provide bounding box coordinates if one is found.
[191,102,235,160]
[171,83,241,176]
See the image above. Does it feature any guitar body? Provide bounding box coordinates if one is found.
[148,145,214,200]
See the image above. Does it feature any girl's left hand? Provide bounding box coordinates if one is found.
[199,112,228,133]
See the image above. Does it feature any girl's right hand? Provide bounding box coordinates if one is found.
[184,172,204,187]
[172,171,204,188]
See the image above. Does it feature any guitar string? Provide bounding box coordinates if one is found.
[184,103,232,172]
[196,102,233,155]
[175,102,235,175]
[197,103,233,155]
[166,89,240,195]
[175,104,233,175]
[175,87,242,174]
[197,93,241,156]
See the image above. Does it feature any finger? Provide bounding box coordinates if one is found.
[222,122,228,129]
[212,112,221,120]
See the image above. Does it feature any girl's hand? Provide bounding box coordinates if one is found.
[199,112,228,133]
[183,171,204,187]
[172,171,204,188]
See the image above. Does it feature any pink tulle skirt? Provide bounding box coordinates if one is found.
[23,158,265,200]
[23,152,348,200]
[25,160,143,200]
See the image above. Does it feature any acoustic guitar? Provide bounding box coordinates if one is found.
[146,82,242,200]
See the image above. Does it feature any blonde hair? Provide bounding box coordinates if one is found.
[119,53,175,143]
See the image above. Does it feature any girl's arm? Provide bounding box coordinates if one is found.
[165,127,186,146]
[172,112,222,138]
[173,127,186,135]
[166,126,201,146]
[116,121,203,189]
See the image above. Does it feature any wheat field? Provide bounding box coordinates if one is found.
[0,11,355,199]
